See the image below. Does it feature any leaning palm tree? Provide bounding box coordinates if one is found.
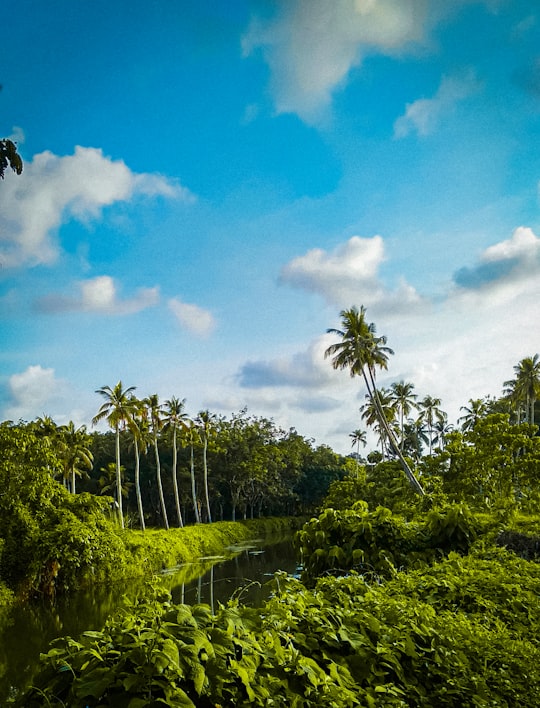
[325,306,424,495]
[196,409,216,523]
[93,382,137,529]
[163,396,189,528]
[389,381,418,450]
[360,388,396,458]
[145,394,169,530]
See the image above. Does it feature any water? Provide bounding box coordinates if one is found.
[0,537,299,703]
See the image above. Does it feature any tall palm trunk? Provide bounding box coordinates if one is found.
[154,436,169,530]
[115,424,124,529]
[172,427,183,527]
[190,436,200,523]
[365,366,424,496]
[133,435,145,532]
[202,436,212,523]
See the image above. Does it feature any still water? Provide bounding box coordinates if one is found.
[0,537,298,703]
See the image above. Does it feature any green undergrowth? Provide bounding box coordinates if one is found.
[117,517,299,584]
[18,546,540,707]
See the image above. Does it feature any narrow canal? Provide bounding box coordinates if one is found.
[0,537,299,703]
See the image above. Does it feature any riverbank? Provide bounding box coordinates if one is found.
[0,516,301,608]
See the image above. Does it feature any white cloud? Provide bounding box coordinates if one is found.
[168,297,216,337]
[0,146,192,268]
[4,365,62,421]
[36,275,159,315]
[393,71,479,138]
[238,335,336,389]
[243,226,540,453]
[453,226,540,289]
[243,0,435,121]
[280,235,424,313]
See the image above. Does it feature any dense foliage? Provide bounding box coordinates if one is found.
[18,544,540,707]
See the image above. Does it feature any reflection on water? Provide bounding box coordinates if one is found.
[0,537,298,703]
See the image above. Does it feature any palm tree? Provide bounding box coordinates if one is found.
[417,395,445,455]
[163,396,189,528]
[93,382,137,529]
[58,421,93,493]
[145,394,169,530]
[349,429,367,476]
[458,398,488,432]
[360,388,396,458]
[196,409,216,523]
[325,306,424,495]
[183,419,201,523]
[389,381,418,450]
[128,398,150,532]
[505,355,540,426]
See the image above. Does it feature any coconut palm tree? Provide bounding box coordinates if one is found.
[417,395,445,456]
[163,396,189,528]
[325,306,424,495]
[183,419,201,523]
[360,388,397,458]
[58,421,93,493]
[144,394,169,530]
[196,409,216,523]
[458,398,488,432]
[128,398,150,532]
[389,381,418,450]
[505,355,540,426]
[93,382,137,529]
[349,429,367,476]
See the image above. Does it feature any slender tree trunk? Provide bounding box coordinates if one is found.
[171,428,183,527]
[115,425,124,529]
[134,437,145,532]
[190,441,200,523]
[71,469,76,495]
[202,437,212,523]
[154,437,169,530]
[364,367,425,496]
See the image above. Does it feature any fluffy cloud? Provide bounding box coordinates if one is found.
[0,146,192,268]
[453,226,540,289]
[35,275,159,315]
[168,298,216,337]
[242,226,540,452]
[238,336,336,389]
[279,235,424,312]
[243,0,431,120]
[4,365,62,421]
[393,71,479,138]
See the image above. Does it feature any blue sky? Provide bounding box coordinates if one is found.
[1,0,539,452]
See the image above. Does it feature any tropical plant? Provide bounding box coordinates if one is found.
[164,396,189,528]
[349,429,366,475]
[145,394,169,530]
[196,409,217,523]
[360,388,396,458]
[389,380,418,450]
[57,421,93,493]
[417,395,445,455]
[325,306,424,495]
[458,398,488,432]
[92,382,137,529]
[504,354,540,426]
[129,398,150,532]
[183,419,201,523]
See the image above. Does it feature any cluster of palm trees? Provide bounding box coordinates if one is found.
[93,383,216,531]
[325,306,425,496]
[325,305,540,496]
[32,416,93,494]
